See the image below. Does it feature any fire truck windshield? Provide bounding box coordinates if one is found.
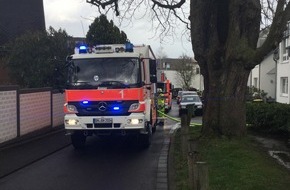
[67,58,141,89]
[157,83,166,93]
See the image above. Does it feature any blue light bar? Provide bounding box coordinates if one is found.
[79,45,87,54]
[113,106,120,110]
[125,42,134,52]
[82,100,89,104]
[79,45,87,50]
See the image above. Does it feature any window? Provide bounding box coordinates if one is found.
[282,38,289,62]
[281,77,288,96]
[163,62,170,69]
[196,67,200,74]
[253,78,258,88]
[67,58,141,89]
[284,21,290,38]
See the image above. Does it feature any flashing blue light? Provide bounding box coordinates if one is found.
[113,106,120,111]
[125,42,134,52]
[79,45,87,54]
[79,45,87,50]
[82,100,89,104]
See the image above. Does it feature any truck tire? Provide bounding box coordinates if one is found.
[152,124,156,133]
[71,131,86,149]
[165,108,169,114]
[151,111,156,134]
[139,122,152,149]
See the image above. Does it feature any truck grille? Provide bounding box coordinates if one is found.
[86,123,121,128]
[69,100,138,116]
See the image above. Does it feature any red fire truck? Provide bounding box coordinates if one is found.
[64,43,158,149]
[157,79,173,113]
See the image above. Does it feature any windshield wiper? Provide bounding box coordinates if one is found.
[99,81,129,89]
[67,82,98,89]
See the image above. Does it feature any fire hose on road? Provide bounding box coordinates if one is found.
[157,110,202,127]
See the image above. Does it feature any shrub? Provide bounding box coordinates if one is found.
[246,102,290,134]
[7,27,73,88]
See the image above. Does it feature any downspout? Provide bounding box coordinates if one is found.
[259,63,261,90]
[275,60,277,101]
[273,48,279,101]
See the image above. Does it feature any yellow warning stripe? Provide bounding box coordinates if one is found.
[157,110,202,127]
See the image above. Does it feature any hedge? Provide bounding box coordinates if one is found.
[246,102,290,134]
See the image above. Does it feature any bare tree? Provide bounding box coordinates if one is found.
[156,47,168,59]
[175,54,195,90]
[261,0,277,29]
[260,0,290,29]
[86,0,290,138]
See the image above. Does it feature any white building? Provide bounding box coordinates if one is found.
[276,23,290,103]
[157,58,204,91]
[248,52,276,99]
[248,22,290,103]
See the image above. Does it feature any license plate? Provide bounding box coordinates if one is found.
[93,118,113,124]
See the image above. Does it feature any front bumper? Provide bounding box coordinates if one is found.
[64,113,146,131]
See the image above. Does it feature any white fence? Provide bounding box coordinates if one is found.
[0,86,64,144]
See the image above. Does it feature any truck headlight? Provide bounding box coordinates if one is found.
[65,119,79,125]
[127,119,143,125]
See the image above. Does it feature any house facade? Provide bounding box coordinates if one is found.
[276,22,290,103]
[0,0,45,45]
[248,52,276,99]
[248,22,290,103]
[157,58,204,91]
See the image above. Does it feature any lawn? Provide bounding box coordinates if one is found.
[170,126,290,190]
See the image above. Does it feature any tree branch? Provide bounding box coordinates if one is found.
[152,0,186,9]
[87,0,190,40]
[87,0,120,15]
[254,0,290,65]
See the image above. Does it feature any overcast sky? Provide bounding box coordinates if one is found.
[43,0,194,58]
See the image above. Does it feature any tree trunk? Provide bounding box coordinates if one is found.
[201,63,250,137]
[190,0,261,137]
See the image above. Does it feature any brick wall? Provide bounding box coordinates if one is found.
[20,90,51,135]
[0,86,65,144]
[0,87,17,143]
[52,93,65,127]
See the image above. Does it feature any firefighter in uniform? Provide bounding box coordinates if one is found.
[157,88,165,117]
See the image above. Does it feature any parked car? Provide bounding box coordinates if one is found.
[172,88,182,99]
[177,91,198,104]
[176,91,183,104]
[178,94,203,116]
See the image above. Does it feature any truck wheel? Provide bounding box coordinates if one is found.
[139,122,152,149]
[151,111,156,134]
[71,131,86,149]
[152,124,156,133]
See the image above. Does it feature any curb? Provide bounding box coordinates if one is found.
[156,136,170,190]
[156,123,180,190]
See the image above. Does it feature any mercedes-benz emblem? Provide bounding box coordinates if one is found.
[98,102,107,111]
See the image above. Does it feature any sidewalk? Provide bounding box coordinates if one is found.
[0,127,71,178]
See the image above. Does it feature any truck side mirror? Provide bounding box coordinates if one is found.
[149,59,157,83]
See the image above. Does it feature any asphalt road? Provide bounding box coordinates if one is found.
[0,126,170,190]
[0,101,201,190]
